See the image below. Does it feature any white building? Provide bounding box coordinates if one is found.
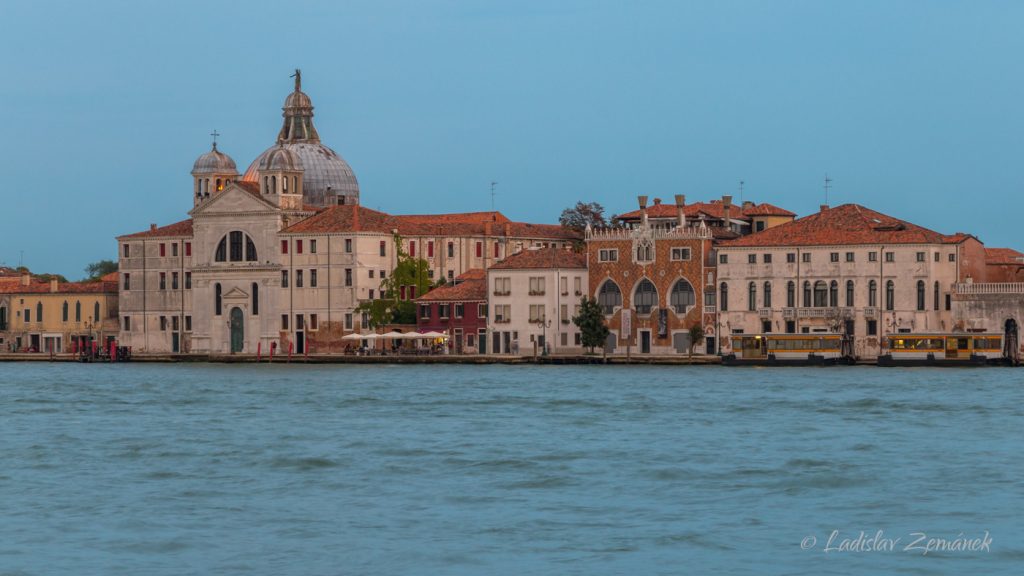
[715,204,987,359]
[487,247,588,355]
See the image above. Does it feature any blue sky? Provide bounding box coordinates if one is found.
[1,0,1022,278]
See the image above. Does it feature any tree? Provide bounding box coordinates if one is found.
[559,201,607,233]
[573,297,610,353]
[84,259,118,280]
[354,233,438,328]
[688,324,705,357]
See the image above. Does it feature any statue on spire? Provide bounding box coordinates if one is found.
[292,68,302,92]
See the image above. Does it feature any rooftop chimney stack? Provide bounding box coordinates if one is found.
[150,223,157,232]
[674,194,686,228]
[20,272,30,286]
[722,195,733,229]
[50,278,58,293]
[820,204,829,213]
[638,195,649,227]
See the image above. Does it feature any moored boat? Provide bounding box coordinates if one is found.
[722,333,854,366]
[878,333,1009,366]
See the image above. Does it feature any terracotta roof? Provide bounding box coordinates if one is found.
[617,200,761,223]
[120,219,194,239]
[720,204,950,248]
[100,271,119,282]
[742,202,796,217]
[489,247,587,270]
[985,248,1024,265]
[235,180,261,197]
[282,205,580,240]
[416,269,487,302]
[0,278,117,295]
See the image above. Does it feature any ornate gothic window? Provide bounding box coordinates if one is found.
[634,279,658,314]
[670,279,695,313]
[597,280,622,315]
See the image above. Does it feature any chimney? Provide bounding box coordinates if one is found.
[820,204,829,213]
[50,278,58,293]
[722,195,733,229]
[20,272,30,286]
[743,200,754,210]
[674,194,686,228]
[150,223,157,232]
[638,195,649,227]
[653,198,662,206]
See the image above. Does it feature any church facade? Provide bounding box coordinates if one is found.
[116,73,577,354]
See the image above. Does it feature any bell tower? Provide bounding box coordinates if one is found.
[191,131,238,207]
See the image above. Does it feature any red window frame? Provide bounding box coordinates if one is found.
[296,240,303,254]
[159,243,166,257]
[281,240,288,254]
[476,242,482,258]
[185,242,192,256]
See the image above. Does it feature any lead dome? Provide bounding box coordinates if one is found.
[242,70,360,207]
[191,143,237,175]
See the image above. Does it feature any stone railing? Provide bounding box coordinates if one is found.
[703,305,716,314]
[586,222,712,241]
[863,306,878,318]
[954,282,1024,295]
[783,307,796,319]
[757,308,771,319]
[797,308,830,318]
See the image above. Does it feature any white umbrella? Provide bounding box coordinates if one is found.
[422,331,449,339]
[402,332,428,339]
[342,333,368,340]
[382,331,406,339]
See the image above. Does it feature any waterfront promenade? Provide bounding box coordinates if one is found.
[0,352,723,365]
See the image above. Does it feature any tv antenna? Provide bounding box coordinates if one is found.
[490,181,498,211]
[739,180,745,204]
[824,174,832,205]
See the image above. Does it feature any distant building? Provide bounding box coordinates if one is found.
[587,195,716,355]
[487,247,587,355]
[116,72,577,355]
[615,194,795,239]
[415,269,488,353]
[0,272,119,353]
[716,203,988,359]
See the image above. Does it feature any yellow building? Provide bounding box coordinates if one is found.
[0,273,119,353]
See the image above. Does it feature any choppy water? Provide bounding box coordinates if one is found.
[1,364,1022,575]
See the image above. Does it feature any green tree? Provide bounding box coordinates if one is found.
[573,297,610,353]
[559,201,607,233]
[688,324,705,357]
[84,259,118,280]
[354,233,437,328]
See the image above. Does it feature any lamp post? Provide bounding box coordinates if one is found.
[537,317,552,357]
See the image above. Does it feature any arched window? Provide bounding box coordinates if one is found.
[36,302,43,323]
[670,279,695,313]
[215,283,222,316]
[62,301,69,322]
[633,279,658,314]
[846,280,854,307]
[720,282,729,312]
[252,282,260,316]
[597,280,622,315]
[215,232,257,262]
[75,301,81,322]
[94,302,100,323]
[787,281,795,308]
[829,280,838,307]
[763,281,772,308]
[934,281,940,311]
[0,306,6,331]
[916,280,925,311]
[869,280,877,307]
[205,179,210,195]
[886,280,895,311]
[748,282,757,311]
[264,176,269,194]
[216,178,222,191]
[813,281,828,307]
[803,281,811,307]
[282,176,288,192]
[271,175,277,194]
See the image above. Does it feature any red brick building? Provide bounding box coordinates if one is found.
[587,195,716,354]
[415,269,488,353]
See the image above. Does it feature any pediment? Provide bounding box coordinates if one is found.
[190,183,277,216]
[222,287,250,299]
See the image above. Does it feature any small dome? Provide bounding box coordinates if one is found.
[258,145,303,172]
[191,144,237,175]
[284,90,313,109]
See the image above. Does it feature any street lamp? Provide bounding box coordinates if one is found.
[536,317,552,357]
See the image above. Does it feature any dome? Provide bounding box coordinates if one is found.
[244,142,358,206]
[258,145,302,172]
[191,143,237,175]
[241,70,359,207]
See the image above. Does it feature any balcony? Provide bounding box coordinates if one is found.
[863,306,878,319]
[493,317,510,324]
[528,290,546,296]
[703,305,717,314]
[757,308,771,319]
[493,290,510,296]
[954,282,1024,295]
[797,308,830,318]
[783,307,796,319]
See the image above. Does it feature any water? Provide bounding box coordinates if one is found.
[1,364,1022,575]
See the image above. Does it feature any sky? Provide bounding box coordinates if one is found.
[1,0,1022,278]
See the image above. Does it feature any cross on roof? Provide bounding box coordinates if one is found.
[210,129,220,150]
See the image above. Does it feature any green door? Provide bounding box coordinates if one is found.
[230,307,244,353]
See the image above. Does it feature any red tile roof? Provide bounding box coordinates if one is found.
[985,247,1024,265]
[235,181,261,196]
[489,247,587,270]
[617,200,795,223]
[282,205,580,240]
[742,202,796,217]
[120,219,194,239]
[720,204,952,248]
[0,278,117,295]
[416,269,487,302]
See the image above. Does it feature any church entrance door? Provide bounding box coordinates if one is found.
[230,307,244,353]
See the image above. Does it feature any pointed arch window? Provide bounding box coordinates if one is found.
[869,280,877,307]
[763,281,772,308]
[94,302,100,323]
[633,279,658,314]
[720,282,729,312]
[36,302,43,323]
[934,281,940,311]
[75,301,81,322]
[670,279,695,313]
[62,301,69,322]
[748,282,757,311]
[916,280,925,311]
[786,281,795,308]
[846,280,854,307]
[886,280,895,311]
[598,280,622,315]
